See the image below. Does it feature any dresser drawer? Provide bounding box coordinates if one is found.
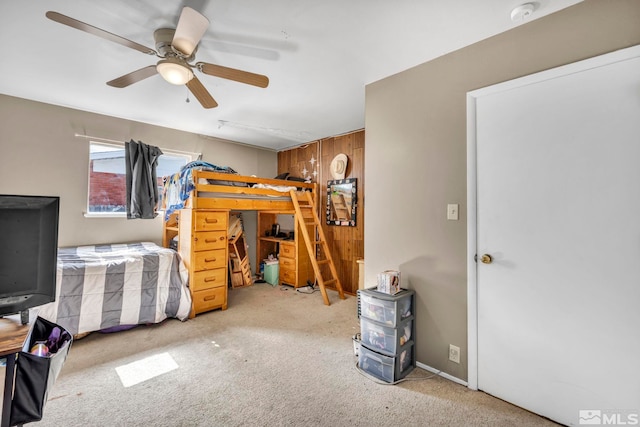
[192,268,226,291]
[193,230,226,251]
[279,256,295,271]
[192,287,227,313]
[194,211,227,231]
[279,242,296,259]
[280,268,296,285]
[194,248,226,271]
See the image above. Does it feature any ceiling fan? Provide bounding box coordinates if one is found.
[45,7,269,109]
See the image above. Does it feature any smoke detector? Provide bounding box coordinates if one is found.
[511,3,536,22]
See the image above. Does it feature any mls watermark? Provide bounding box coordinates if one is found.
[579,409,639,425]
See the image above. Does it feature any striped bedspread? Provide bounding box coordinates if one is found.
[38,242,191,336]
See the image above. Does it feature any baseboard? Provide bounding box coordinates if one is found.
[416,361,468,387]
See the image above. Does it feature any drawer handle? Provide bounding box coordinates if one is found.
[205,218,218,223]
[204,277,217,282]
[204,295,217,301]
[204,257,217,262]
[203,237,225,243]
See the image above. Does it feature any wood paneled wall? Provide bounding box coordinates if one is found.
[277,130,364,295]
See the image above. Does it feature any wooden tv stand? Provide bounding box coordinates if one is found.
[0,313,36,427]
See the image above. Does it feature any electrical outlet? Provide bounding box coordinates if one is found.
[449,344,461,364]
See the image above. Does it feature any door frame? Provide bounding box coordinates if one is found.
[465,44,640,392]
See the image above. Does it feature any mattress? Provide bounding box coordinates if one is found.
[37,242,191,335]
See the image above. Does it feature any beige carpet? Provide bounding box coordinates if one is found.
[30,284,559,427]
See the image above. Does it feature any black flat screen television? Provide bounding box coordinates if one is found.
[0,195,59,319]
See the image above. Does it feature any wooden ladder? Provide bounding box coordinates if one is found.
[290,190,345,305]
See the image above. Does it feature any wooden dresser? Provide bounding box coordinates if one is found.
[176,209,229,317]
[257,211,313,288]
[278,239,311,287]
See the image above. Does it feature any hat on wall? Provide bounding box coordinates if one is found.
[330,153,348,180]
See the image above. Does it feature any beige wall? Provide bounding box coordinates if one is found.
[0,94,276,256]
[364,0,640,381]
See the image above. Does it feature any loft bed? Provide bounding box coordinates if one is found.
[162,165,317,214]
[161,163,319,316]
[189,169,317,210]
[162,162,348,311]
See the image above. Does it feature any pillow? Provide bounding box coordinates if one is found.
[275,172,290,180]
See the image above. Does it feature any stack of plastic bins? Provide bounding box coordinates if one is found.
[357,288,415,383]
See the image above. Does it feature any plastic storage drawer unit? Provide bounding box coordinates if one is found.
[357,288,414,327]
[360,316,413,356]
[358,343,415,383]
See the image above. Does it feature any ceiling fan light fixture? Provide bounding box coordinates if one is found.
[156,58,193,85]
[46,9,268,110]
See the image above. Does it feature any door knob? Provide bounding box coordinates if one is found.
[481,254,493,264]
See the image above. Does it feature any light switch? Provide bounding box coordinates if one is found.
[447,204,459,221]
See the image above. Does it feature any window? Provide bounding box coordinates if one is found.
[87,142,195,215]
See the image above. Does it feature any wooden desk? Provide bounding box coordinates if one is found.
[256,211,313,289]
[0,315,34,427]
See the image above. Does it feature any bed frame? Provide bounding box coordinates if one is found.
[162,170,318,317]
[183,170,317,210]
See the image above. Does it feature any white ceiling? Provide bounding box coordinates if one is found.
[0,0,582,151]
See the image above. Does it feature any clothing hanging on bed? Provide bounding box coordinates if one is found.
[161,160,238,220]
[125,139,163,219]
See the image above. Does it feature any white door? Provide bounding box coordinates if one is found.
[468,46,640,426]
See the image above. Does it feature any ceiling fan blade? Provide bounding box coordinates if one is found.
[186,76,218,109]
[172,7,209,56]
[197,63,269,88]
[107,66,158,88]
[46,11,156,56]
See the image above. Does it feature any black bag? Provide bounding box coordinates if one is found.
[10,316,72,425]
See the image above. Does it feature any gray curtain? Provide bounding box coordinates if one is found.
[125,139,163,219]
